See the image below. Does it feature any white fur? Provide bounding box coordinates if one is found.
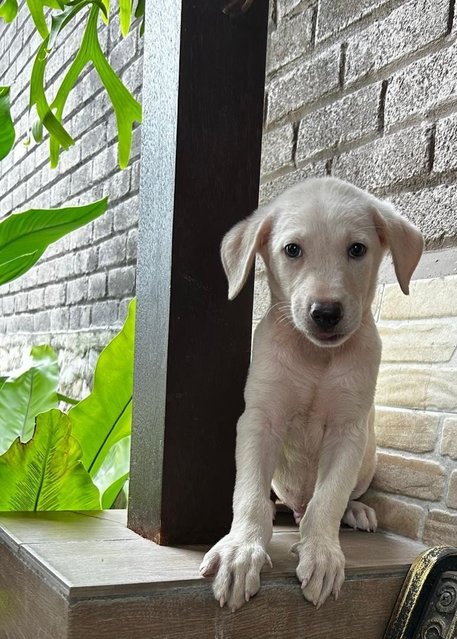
[200,177,423,610]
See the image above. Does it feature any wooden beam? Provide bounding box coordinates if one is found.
[128,0,269,544]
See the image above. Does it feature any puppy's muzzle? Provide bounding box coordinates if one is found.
[309,301,344,330]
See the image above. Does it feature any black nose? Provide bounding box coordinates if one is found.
[310,301,343,329]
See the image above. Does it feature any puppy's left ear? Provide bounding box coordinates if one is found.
[372,199,424,295]
[220,207,272,300]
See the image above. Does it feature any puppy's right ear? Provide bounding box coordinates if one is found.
[221,208,272,300]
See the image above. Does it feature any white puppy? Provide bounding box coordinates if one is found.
[200,177,423,610]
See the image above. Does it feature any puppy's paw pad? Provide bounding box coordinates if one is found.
[294,540,345,608]
[342,500,377,532]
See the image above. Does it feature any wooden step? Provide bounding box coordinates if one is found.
[0,510,426,639]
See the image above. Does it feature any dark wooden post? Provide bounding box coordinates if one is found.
[128,0,269,545]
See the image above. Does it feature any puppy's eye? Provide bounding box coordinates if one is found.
[348,243,367,259]
[284,243,302,258]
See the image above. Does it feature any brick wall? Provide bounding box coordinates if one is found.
[260,0,457,544]
[0,4,142,396]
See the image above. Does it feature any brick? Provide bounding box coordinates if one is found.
[277,0,303,20]
[433,113,457,173]
[376,365,457,411]
[267,46,340,123]
[91,300,119,327]
[447,470,457,510]
[44,283,66,308]
[105,167,131,201]
[50,308,70,332]
[380,276,457,320]
[378,320,457,363]
[14,292,28,313]
[33,311,51,332]
[441,418,457,460]
[2,296,14,315]
[316,0,390,41]
[81,123,107,159]
[126,228,137,261]
[296,84,380,161]
[73,247,98,276]
[424,510,457,545]
[98,236,126,267]
[363,490,423,539]
[27,288,44,311]
[267,8,313,73]
[69,305,91,330]
[375,408,438,453]
[389,186,457,248]
[93,212,113,242]
[385,42,457,129]
[333,126,429,190]
[88,272,107,300]
[113,199,139,232]
[66,278,88,305]
[259,161,328,203]
[261,123,294,175]
[345,0,448,84]
[70,161,93,195]
[372,451,445,500]
[108,267,136,297]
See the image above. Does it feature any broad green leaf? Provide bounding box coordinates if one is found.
[0,87,15,160]
[92,435,130,508]
[70,299,135,476]
[0,409,101,511]
[26,0,49,37]
[0,0,18,22]
[50,5,141,168]
[0,250,44,287]
[29,37,75,152]
[119,0,131,37]
[0,346,59,454]
[0,198,107,286]
[57,392,79,406]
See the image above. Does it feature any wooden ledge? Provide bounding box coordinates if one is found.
[0,510,426,639]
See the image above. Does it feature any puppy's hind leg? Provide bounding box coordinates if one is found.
[342,406,377,532]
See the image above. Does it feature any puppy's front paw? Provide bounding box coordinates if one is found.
[293,539,345,608]
[200,535,271,611]
[342,500,377,532]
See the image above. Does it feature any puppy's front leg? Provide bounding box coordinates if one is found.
[200,407,282,610]
[294,419,369,608]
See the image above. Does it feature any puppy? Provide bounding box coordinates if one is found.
[200,177,423,610]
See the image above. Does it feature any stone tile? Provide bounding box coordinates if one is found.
[441,418,457,460]
[373,451,445,500]
[423,509,457,545]
[378,320,457,363]
[447,470,457,510]
[375,408,438,453]
[363,490,424,539]
[380,276,457,320]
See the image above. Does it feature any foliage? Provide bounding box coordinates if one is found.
[0,346,59,454]
[0,410,101,510]
[0,87,15,160]
[0,300,135,510]
[1,0,142,170]
[0,198,108,286]
[69,298,135,477]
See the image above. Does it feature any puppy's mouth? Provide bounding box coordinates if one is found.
[307,330,349,347]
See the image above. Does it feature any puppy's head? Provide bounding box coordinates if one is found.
[221,177,423,348]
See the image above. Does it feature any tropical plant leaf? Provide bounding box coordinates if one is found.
[0,87,15,160]
[119,0,131,36]
[0,0,18,22]
[69,299,135,476]
[26,0,49,37]
[0,409,101,511]
[0,346,59,455]
[92,435,130,508]
[0,198,107,286]
[0,250,44,287]
[49,4,141,168]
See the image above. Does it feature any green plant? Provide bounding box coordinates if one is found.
[1,0,142,169]
[0,299,135,510]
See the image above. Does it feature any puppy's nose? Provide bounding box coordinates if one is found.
[310,301,343,329]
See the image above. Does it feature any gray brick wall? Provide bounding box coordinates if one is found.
[0,3,142,396]
[261,0,457,248]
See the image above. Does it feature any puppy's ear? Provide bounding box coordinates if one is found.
[221,207,272,300]
[371,199,424,295]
